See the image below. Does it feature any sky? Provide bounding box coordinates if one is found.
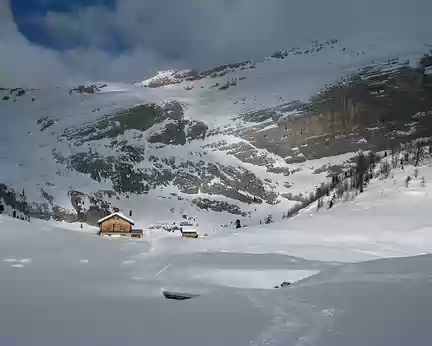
[1,0,432,87]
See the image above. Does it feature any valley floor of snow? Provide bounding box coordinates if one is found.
[2,163,432,345]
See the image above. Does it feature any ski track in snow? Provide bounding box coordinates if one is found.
[4,258,17,263]
[4,258,33,268]
[1,159,432,344]
[155,263,171,277]
[19,258,32,263]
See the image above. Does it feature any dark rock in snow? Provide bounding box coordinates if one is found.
[163,291,200,300]
[187,121,208,141]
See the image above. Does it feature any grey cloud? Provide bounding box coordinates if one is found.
[1,0,432,87]
[0,0,176,87]
[39,0,432,67]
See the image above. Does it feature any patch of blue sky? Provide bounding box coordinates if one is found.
[11,0,118,51]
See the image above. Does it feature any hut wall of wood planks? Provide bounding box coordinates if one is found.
[97,213,134,235]
[181,228,199,238]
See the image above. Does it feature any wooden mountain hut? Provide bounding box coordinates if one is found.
[181,228,199,238]
[97,212,134,236]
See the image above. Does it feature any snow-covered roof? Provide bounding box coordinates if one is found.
[181,228,198,233]
[97,212,135,225]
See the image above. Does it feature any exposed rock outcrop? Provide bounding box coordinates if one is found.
[187,121,208,141]
[192,198,248,216]
[240,56,432,161]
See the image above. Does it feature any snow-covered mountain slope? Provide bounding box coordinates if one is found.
[2,158,432,345]
[203,160,432,261]
[1,34,432,227]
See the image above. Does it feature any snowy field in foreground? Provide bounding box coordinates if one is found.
[1,162,432,345]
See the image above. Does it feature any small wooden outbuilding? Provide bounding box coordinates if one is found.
[131,229,144,238]
[181,228,199,238]
[97,212,134,236]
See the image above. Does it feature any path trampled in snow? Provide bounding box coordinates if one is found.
[1,162,432,345]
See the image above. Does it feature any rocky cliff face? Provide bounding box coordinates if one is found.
[237,52,432,164]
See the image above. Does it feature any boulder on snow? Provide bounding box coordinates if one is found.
[275,281,292,289]
[163,291,200,301]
